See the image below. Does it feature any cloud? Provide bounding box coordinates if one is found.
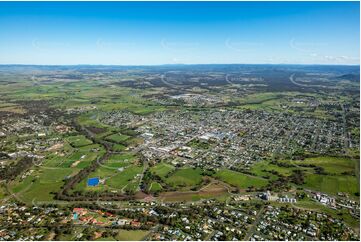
[225,38,264,52]
[160,39,199,52]
[290,38,359,64]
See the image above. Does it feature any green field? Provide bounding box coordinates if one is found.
[106,165,143,191]
[123,137,144,146]
[106,133,131,143]
[187,139,211,149]
[0,185,7,199]
[116,230,150,241]
[293,156,357,175]
[237,92,283,105]
[43,143,104,169]
[60,151,98,168]
[108,153,137,163]
[100,153,136,170]
[234,91,339,119]
[251,160,296,178]
[165,167,203,187]
[149,182,162,193]
[74,163,143,193]
[249,156,359,197]
[214,169,268,189]
[7,141,103,203]
[112,144,127,151]
[9,166,77,203]
[96,237,116,241]
[304,174,359,197]
[150,162,175,178]
[66,135,93,147]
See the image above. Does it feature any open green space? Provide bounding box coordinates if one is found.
[106,133,130,143]
[108,153,137,162]
[116,229,150,241]
[0,185,7,200]
[249,156,359,198]
[112,144,127,151]
[304,174,358,197]
[237,92,283,105]
[122,137,144,146]
[43,143,104,169]
[10,166,77,203]
[187,139,211,149]
[73,163,143,193]
[66,135,93,147]
[96,237,117,241]
[106,165,143,191]
[234,91,339,120]
[165,167,203,187]
[250,160,296,179]
[293,156,357,175]
[150,162,175,178]
[214,169,268,189]
[60,151,98,168]
[149,182,162,193]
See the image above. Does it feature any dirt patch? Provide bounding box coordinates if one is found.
[199,182,229,194]
[71,160,81,168]
[86,126,107,134]
[134,191,148,200]
[47,143,64,151]
[46,232,56,241]
[0,106,26,114]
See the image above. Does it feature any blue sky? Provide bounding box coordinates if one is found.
[0,1,359,65]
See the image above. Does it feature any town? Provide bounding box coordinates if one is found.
[0,64,359,241]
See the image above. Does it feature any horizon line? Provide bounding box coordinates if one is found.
[0,63,360,67]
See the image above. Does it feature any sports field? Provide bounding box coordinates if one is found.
[116,230,150,241]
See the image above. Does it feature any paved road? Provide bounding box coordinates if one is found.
[340,103,351,152]
[244,205,265,240]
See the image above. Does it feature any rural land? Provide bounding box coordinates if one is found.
[0,64,359,241]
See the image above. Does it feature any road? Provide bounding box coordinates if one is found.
[289,73,337,90]
[340,103,351,152]
[244,205,265,240]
